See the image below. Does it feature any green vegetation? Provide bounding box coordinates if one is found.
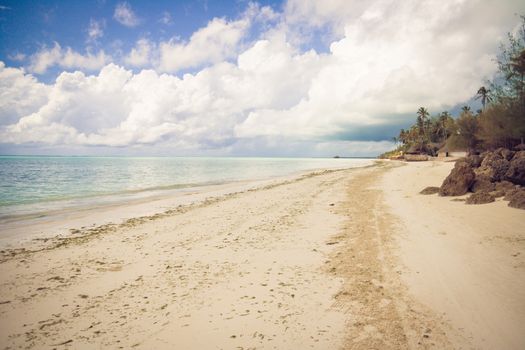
[380,16,525,158]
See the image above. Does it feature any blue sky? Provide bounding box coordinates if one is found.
[0,0,283,80]
[0,0,524,156]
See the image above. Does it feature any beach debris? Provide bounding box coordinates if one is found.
[53,339,73,346]
[419,186,440,195]
[439,161,475,196]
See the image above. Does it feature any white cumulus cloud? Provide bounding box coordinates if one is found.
[0,62,50,126]
[124,39,155,67]
[2,0,525,156]
[158,17,250,72]
[29,43,111,74]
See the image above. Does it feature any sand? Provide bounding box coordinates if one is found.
[383,160,525,349]
[0,161,524,349]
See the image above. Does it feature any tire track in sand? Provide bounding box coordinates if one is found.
[328,163,457,349]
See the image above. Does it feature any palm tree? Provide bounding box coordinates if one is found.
[438,112,450,141]
[461,105,471,113]
[475,86,491,110]
[416,107,429,136]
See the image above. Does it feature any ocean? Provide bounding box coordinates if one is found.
[0,156,373,223]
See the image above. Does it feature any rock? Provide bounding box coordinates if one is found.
[479,151,490,161]
[439,162,476,196]
[495,147,515,160]
[420,186,440,195]
[505,151,525,186]
[511,150,525,161]
[509,194,525,209]
[464,155,482,168]
[470,175,495,193]
[504,188,521,201]
[495,180,516,192]
[490,159,510,181]
[466,191,495,204]
[490,190,505,198]
[506,188,525,209]
[480,151,503,166]
[475,152,510,182]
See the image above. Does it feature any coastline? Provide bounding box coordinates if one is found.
[0,161,523,349]
[0,161,373,247]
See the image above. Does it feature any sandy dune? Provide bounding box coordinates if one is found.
[0,161,524,349]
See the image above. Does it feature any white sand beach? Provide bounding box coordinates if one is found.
[0,161,524,349]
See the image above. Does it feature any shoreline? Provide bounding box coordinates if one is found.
[0,162,373,247]
[0,161,523,349]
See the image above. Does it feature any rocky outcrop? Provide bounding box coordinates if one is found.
[495,180,516,193]
[439,162,475,196]
[464,154,483,168]
[470,175,495,193]
[466,191,495,204]
[504,188,521,201]
[490,189,506,198]
[475,152,510,182]
[505,151,525,186]
[420,186,440,195]
[425,148,524,209]
[506,188,525,209]
[494,147,515,160]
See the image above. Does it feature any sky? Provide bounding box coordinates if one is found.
[0,0,524,157]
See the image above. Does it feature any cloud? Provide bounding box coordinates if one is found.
[87,19,105,42]
[8,53,26,62]
[114,2,140,27]
[235,0,525,140]
[0,62,50,126]
[124,39,154,67]
[2,0,525,156]
[159,11,173,25]
[158,17,250,72]
[29,43,111,74]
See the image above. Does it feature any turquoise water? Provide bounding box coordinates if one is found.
[0,156,372,221]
